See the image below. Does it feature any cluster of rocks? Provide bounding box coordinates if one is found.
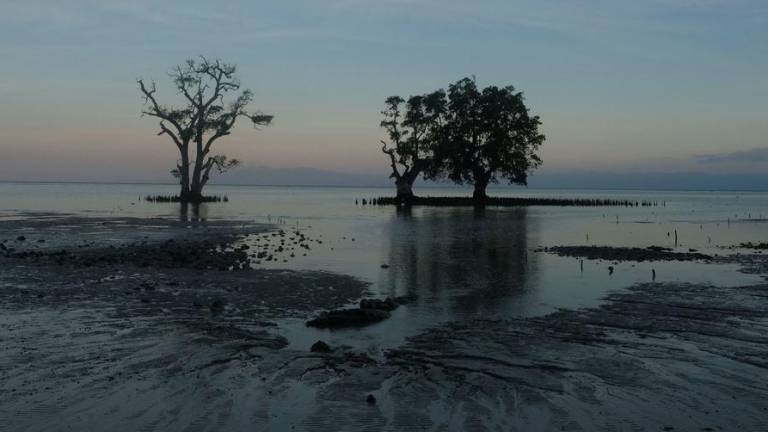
[1,237,252,271]
[306,294,418,328]
[736,241,768,250]
[246,229,323,264]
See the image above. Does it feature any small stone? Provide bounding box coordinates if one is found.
[210,299,226,314]
[16,236,26,241]
[366,394,376,405]
[360,298,398,311]
[380,264,390,269]
[310,341,331,353]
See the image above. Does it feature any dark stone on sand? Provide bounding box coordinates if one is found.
[210,299,226,314]
[647,245,672,252]
[360,297,398,311]
[306,308,390,328]
[738,241,768,250]
[16,236,26,241]
[359,295,417,311]
[366,394,376,405]
[310,340,331,353]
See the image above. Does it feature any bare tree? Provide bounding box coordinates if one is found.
[138,57,273,201]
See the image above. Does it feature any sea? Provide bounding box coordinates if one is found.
[1,181,766,350]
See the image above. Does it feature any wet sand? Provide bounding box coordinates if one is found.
[1,215,766,431]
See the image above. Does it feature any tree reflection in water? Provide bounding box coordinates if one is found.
[383,206,539,315]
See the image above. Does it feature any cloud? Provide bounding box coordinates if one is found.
[695,147,768,164]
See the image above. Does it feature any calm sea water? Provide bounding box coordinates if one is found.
[2,182,767,350]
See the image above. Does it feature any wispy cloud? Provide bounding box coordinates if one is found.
[696,147,768,164]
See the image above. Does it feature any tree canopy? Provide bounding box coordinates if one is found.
[379,77,545,200]
[379,91,446,200]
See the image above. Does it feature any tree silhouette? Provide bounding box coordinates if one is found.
[440,78,544,200]
[138,57,273,202]
[379,91,446,202]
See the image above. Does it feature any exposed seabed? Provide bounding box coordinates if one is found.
[0,214,766,431]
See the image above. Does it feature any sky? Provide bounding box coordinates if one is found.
[0,0,767,187]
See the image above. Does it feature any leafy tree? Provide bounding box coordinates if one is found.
[441,77,544,199]
[380,90,447,202]
[138,57,273,202]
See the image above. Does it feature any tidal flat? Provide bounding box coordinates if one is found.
[1,209,766,431]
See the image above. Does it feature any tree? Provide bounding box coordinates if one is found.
[440,77,544,200]
[138,57,273,202]
[380,90,446,202]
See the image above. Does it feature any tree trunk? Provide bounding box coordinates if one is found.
[190,160,203,200]
[189,132,205,200]
[395,178,415,204]
[472,176,490,201]
[179,150,191,200]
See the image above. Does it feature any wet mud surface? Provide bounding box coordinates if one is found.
[540,245,714,262]
[1,215,767,431]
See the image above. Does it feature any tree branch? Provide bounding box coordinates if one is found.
[138,79,186,140]
[158,121,183,149]
[381,141,401,179]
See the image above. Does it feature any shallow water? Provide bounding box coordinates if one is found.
[1,182,766,351]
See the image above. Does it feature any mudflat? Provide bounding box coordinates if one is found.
[1,215,766,431]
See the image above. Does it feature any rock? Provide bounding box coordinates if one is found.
[380,264,390,269]
[210,299,226,314]
[306,308,391,328]
[360,297,398,311]
[16,236,26,241]
[366,394,376,405]
[647,246,672,252]
[310,340,331,353]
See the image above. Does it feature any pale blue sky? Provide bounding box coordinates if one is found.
[0,0,766,183]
